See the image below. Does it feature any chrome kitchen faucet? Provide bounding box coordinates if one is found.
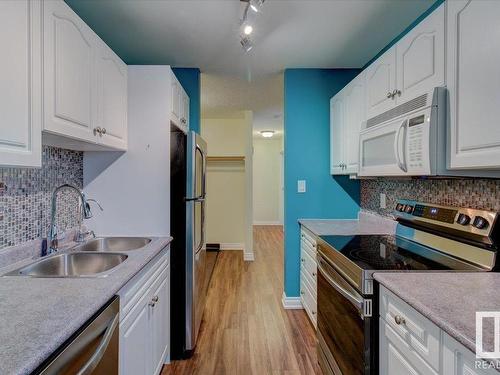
[48,184,103,254]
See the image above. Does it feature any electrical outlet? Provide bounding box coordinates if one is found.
[380,193,386,209]
[297,180,306,193]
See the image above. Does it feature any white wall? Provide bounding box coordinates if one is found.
[201,112,253,259]
[253,138,283,225]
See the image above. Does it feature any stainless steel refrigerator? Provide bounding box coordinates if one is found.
[170,127,212,359]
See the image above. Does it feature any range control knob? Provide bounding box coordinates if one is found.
[396,203,404,212]
[456,213,471,226]
[404,205,414,214]
[473,216,489,230]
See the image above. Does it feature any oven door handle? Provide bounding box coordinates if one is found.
[317,261,364,312]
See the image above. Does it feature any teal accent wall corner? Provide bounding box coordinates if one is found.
[284,69,361,298]
[172,68,201,134]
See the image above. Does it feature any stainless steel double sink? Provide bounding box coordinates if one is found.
[5,237,152,278]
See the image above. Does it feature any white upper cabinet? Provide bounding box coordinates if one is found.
[396,4,444,104]
[42,0,127,151]
[95,40,128,150]
[43,0,96,143]
[344,73,366,174]
[447,0,500,170]
[365,4,444,120]
[170,72,189,133]
[0,0,42,167]
[330,73,366,175]
[365,49,397,119]
[330,93,345,175]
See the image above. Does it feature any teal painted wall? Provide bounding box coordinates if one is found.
[284,69,361,297]
[172,68,201,134]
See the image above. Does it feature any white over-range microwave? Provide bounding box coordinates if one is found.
[358,87,447,177]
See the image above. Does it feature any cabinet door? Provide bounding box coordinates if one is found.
[96,42,128,150]
[330,94,345,175]
[181,89,190,131]
[379,319,437,375]
[447,0,500,170]
[0,0,42,167]
[120,301,152,375]
[396,4,444,104]
[171,77,180,125]
[442,333,498,375]
[365,49,396,119]
[43,0,96,143]
[344,73,366,174]
[151,267,170,375]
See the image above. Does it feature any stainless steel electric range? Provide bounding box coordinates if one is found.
[316,199,500,375]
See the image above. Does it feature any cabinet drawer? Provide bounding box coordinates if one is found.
[301,267,317,299]
[380,318,438,375]
[301,238,316,260]
[300,271,317,328]
[380,286,441,372]
[119,247,170,320]
[301,228,317,247]
[300,248,317,289]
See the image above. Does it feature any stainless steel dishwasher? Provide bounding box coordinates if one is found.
[35,296,119,375]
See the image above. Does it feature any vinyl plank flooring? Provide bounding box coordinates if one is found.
[162,225,320,375]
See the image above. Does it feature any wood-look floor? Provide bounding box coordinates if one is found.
[162,225,320,375]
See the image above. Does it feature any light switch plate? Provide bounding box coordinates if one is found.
[297,180,306,193]
[380,193,386,209]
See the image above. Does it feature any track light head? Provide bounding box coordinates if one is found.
[240,36,254,52]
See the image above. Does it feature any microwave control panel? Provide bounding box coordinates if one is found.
[407,114,426,169]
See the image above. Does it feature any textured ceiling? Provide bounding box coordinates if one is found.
[65,0,434,78]
[65,0,435,132]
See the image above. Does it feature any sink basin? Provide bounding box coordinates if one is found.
[5,252,128,277]
[74,237,152,252]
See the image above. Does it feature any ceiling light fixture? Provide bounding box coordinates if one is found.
[260,130,275,138]
[243,24,253,35]
[249,0,265,13]
[240,36,254,52]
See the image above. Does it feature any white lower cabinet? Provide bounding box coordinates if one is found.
[300,226,317,328]
[119,247,170,375]
[380,286,497,375]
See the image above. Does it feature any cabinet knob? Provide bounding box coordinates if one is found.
[392,89,401,98]
[394,315,406,325]
[93,127,103,136]
[101,127,107,135]
[387,92,393,99]
[181,118,187,124]
[301,258,305,262]
[149,295,159,307]
[301,290,304,295]
[312,272,317,276]
[312,311,317,315]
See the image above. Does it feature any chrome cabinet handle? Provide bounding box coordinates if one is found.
[387,92,393,99]
[394,315,406,325]
[149,295,159,307]
[392,89,401,98]
[93,127,102,136]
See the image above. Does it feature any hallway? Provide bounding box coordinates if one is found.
[163,225,319,375]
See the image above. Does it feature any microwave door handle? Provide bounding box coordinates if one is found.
[394,119,408,172]
[317,261,363,312]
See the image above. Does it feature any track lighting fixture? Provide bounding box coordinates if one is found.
[240,36,254,52]
[249,0,265,13]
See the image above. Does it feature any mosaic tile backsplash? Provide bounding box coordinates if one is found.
[361,178,500,217]
[0,146,83,250]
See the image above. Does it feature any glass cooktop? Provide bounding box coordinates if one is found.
[319,234,455,271]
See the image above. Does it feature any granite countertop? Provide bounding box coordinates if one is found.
[374,272,500,359]
[298,211,397,236]
[0,236,172,375]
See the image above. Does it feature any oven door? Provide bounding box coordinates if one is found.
[317,254,372,375]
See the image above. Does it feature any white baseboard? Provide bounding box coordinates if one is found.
[219,243,245,251]
[243,252,255,261]
[281,292,303,310]
[253,221,282,226]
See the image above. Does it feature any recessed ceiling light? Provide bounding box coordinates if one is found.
[243,24,253,35]
[260,130,275,138]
